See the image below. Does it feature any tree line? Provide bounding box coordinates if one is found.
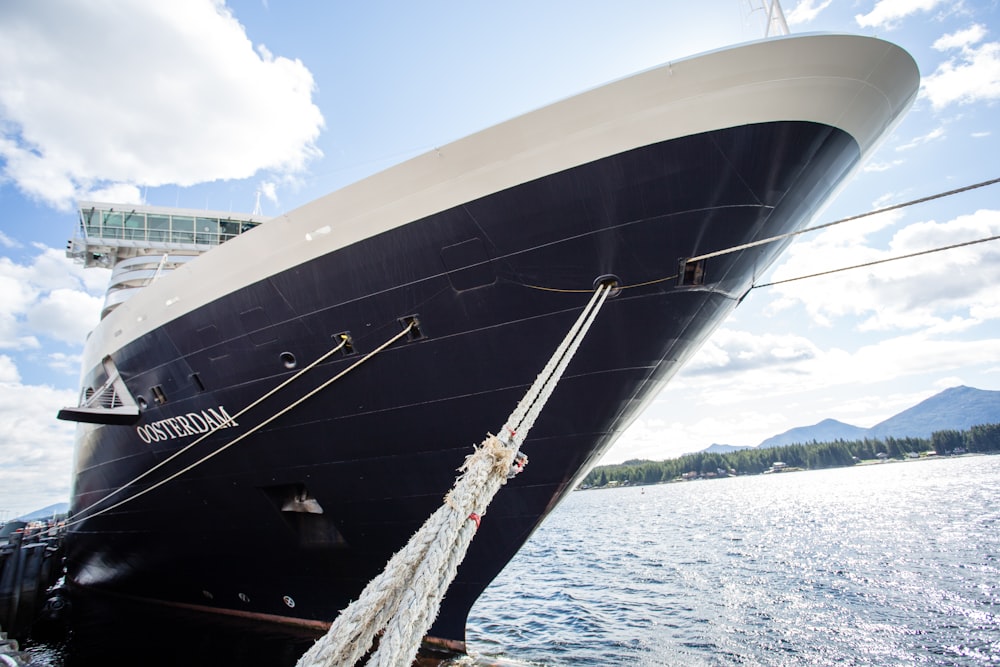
[581,422,1000,488]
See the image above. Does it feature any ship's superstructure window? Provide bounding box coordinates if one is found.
[102,211,124,236]
[172,216,195,243]
[78,207,264,247]
[147,214,170,242]
[67,201,270,319]
[195,218,219,243]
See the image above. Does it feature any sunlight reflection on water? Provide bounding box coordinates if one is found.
[468,455,1000,665]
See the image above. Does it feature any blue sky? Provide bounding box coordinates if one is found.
[1,0,999,517]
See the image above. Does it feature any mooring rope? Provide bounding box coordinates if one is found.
[520,273,678,293]
[296,282,613,667]
[753,232,1000,288]
[686,175,1000,264]
[66,327,408,529]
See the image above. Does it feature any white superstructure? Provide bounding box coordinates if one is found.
[68,202,269,318]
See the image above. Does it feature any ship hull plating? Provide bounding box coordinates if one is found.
[66,119,860,644]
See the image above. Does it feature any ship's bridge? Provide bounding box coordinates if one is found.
[67,201,270,319]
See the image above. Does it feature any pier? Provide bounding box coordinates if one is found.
[0,522,65,664]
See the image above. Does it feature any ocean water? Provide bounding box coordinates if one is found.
[467,454,1000,666]
[22,455,999,665]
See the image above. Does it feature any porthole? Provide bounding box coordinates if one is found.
[280,352,297,369]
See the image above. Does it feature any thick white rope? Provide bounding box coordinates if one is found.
[297,283,612,667]
[501,284,611,450]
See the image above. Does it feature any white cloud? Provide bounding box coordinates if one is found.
[47,351,82,376]
[258,180,279,206]
[0,247,106,350]
[0,380,77,514]
[0,231,21,249]
[766,209,1000,332]
[84,183,145,207]
[855,0,947,30]
[932,24,987,51]
[604,329,1000,462]
[27,288,104,345]
[895,126,946,151]
[786,0,833,26]
[684,329,821,376]
[863,159,904,173]
[0,0,324,209]
[610,408,793,462]
[21,245,109,293]
[0,264,40,315]
[811,334,999,392]
[0,355,20,383]
[922,29,1000,110]
[933,375,966,390]
[889,208,1000,253]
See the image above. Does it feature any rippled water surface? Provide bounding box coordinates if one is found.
[468,455,1000,665]
[19,455,999,666]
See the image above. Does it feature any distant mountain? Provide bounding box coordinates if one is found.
[866,386,1000,439]
[758,418,869,449]
[737,386,1000,452]
[703,443,754,454]
[18,502,69,521]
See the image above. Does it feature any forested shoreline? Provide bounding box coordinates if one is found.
[581,422,1000,488]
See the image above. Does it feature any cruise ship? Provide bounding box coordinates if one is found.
[59,33,918,658]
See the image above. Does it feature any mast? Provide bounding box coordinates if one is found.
[745,0,790,37]
[764,0,790,37]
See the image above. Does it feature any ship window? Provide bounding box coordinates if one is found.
[221,220,241,240]
[101,211,124,239]
[195,217,220,244]
[151,385,168,405]
[678,258,707,286]
[280,352,297,369]
[171,216,195,243]
[147,214,170,242]
[124,213,146,241]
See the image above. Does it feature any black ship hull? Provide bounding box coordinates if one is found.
[63,35,919,655]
